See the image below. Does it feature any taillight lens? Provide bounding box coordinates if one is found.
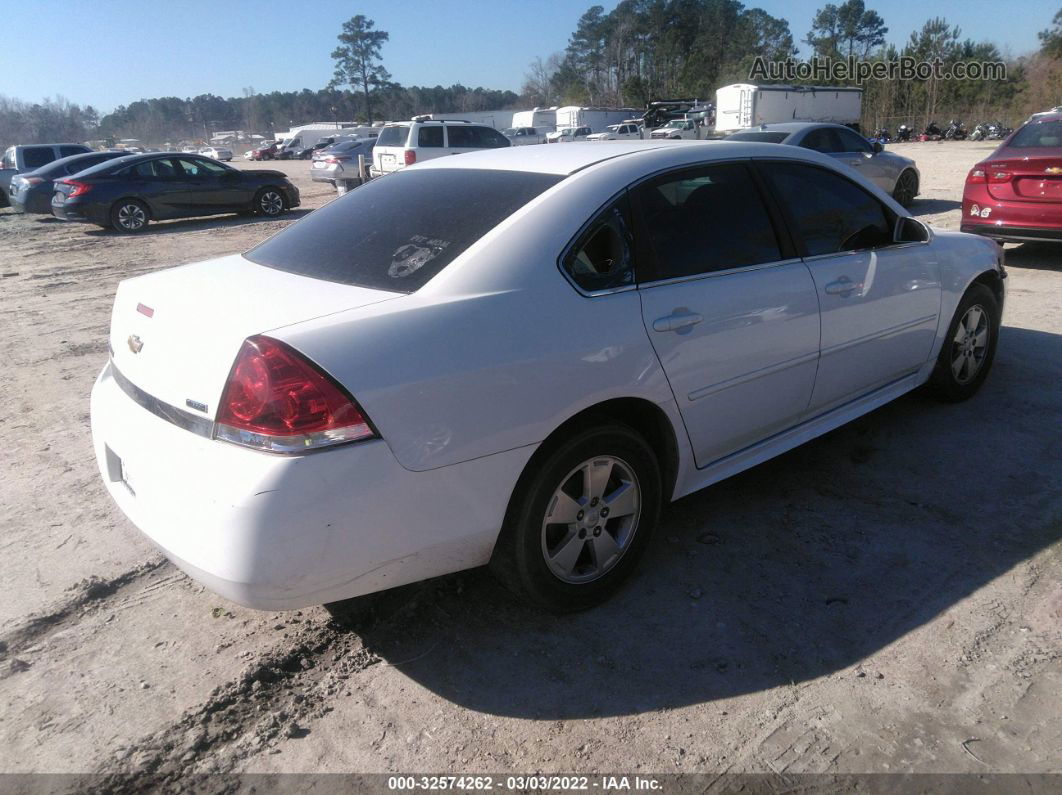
[215,335,376,453]
[967,168,986,184]
[17,176,44,187]
[988,170,1013,183]
[58,179,92,197]
[404,149,416,166]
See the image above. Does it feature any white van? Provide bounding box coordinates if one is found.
[370,118,510,176]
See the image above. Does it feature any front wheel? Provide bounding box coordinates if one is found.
[110,199,149,233]
[927,282,1000,402]
[892,170,918,208]
[253,188,285,217]
[490,423,662,612]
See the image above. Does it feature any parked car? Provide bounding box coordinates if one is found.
[51,152,299,233]
[961,112,1062,243]
[199,147,234,161]
[371,118,510,176]
[289,139,337,160]
[726,122,921,207]
[587,123,643,141]
[251,143,279,161]
[243,149,256,161]
[310,138,376,186]
[649,119,705,140]
[90,141,1004,612]
[546,126,592,143]
[8,151,132,214]
[503,127,547,145]
[0,143,91,207]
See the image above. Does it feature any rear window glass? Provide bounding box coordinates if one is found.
[726,131,789,143]
[1009,120,1062,148]
[246,168,564,292]
[376,125,409,147]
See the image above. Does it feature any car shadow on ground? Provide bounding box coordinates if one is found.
[81,208,313,237]
[1004,242,1062,270]
[328,326,1062,719]
[908,198,961,216]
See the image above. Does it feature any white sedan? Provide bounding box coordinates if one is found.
[91,142,1005,612]
[199,147,234,161]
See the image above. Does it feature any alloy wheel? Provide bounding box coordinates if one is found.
[259,191,283,215]
[951,304,989,384]
[117,203,146,231]
[540,456,641,584]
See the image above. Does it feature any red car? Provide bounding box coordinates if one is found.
[252,143,279,161]
[962,113,1062,243]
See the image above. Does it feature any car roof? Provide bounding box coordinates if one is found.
[1027,113,1062,123]
[410,139,852,177]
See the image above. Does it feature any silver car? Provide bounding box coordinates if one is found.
[310,139,376,185]
[727,122,920,207]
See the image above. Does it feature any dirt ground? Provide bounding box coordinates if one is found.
[0,142,1059,786]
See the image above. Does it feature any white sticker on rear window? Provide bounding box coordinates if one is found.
[388,236,450,279]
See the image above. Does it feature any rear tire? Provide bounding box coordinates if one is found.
[927,282,1000,402]
[489,422,661,612]
[253,187,285,217]
[109,199,149,233]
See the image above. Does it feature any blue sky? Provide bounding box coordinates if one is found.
[1,0,1055,112]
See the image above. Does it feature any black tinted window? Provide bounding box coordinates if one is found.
[835,128,872,153]
[475,127,510,148]
[376,125,409,147]
[23,147,55,169]
[65,155,108,174]
[726,131,789,143]
[764,162,893,255]
[246,169,563,292]
[638,163,781,279]
[59,146,86,158]
[800,128,844,153]
[447,126,475,147]
[128,158,178,178]
[563,195,635,292]
[418,126,444,147]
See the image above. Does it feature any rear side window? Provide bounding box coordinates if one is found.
[563,194,635,292]
[23,147,56,169]
[65,155,107,174]
[636,163,782,280]
[763,161,893,255]
[376,125,409,147]
[447,126,475,147]
[246,168,563,292]
[418,126,444,147]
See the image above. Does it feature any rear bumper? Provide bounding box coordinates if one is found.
[90,362,531,609]
[960,223,1062,243]
[51,198,98,224]
[10,188,52,214]
[961,192,1062,242]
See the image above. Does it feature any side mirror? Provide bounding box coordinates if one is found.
[895,215,929,243]
[872,141,884,153]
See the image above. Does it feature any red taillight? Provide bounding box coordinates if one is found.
[967,168,986,184]
[215,336,376,453]
[58,179,92,198]
[404,149,416,166]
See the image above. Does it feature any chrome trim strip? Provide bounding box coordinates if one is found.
[638,257,805,290]
[819,314,937,358]
[109,361,214,439]
[687,350,820,403]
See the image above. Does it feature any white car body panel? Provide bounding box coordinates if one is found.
[90,141,1004,609]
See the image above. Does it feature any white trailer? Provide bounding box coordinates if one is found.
[554,106,643,133]
[714,84,862,133]
[423,110,513,129]
[276,123,360,155]
[511,108,558,133]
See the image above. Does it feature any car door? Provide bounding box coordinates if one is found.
[633,162,821,468]
[446,125,475,156]
[127,157,188,217]
[173,157,240,212]
[758,160,941,413]
[833,127,893,191]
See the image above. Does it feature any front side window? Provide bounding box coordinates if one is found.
[835,128,873,153]
[636,162,782,281]
[128,158,178,178]
[418,126,444,147]
[23,147,56,169]
[563,195,635,292]
[799,128,844,154]
[762,161,894,256]
[246,168,563,292]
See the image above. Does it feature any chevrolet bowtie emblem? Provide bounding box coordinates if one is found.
[127,334,144,354]
[1045,166,1062,175]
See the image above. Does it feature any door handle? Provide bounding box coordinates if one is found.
[653,310,703,332]
[824,276,861,296]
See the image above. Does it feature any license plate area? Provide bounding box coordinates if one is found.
[104,445,135,495]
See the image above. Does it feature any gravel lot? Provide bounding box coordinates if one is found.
[0,142,1059,784]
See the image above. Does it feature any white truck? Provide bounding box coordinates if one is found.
[649,118,707,140]
[275,123,363,158]
[714,84,863,134]
[554,106,643,133]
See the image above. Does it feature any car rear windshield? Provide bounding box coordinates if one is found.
[1008,120,1062,148]
[245,168,564,292]
[376,125,409,147]
[727,132,789,143]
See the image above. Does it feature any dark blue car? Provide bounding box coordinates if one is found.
[51,152,300,233]
[8,151,131,214]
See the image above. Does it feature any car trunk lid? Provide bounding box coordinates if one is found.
[985,148,1062,202]
[109,254,401,420]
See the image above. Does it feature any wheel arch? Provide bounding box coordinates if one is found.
[971,267,1005,313]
